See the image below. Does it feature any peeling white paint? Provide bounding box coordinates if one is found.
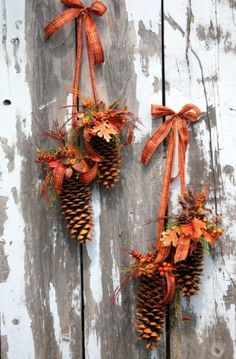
[125,0,162,143]
[38,98,56,111]
[165,0,236,353]
[110,240,121,306]
[49,282,61,345]
[0,1,34,357]
[86,319,101,359]
[86,186,103,303]
[49,282,72,359]
[71,286,81,317]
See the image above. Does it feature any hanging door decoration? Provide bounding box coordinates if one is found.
[36,0,137,244]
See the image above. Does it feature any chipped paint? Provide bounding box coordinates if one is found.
[125,0,162,143]
[165,1,235,356]
[0,0,35,357]
[110,240,121,306]
[86,186,103,303]
[49,282,61,346]
[86,319,101,359]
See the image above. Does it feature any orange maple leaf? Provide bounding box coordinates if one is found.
[202,229,217,247]
[192,218,206,239]
[93,121,118,142]
[181,223,194,237]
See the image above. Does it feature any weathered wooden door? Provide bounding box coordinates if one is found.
[0,1,235,358]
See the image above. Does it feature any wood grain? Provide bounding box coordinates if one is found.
[164,1,236,358]
[1,0,235,358]
[80,1,165,358]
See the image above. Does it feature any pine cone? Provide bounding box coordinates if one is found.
[135,274,166,350]
[60,177,93,244]
[174,242,204,297]
[90,136,121,189]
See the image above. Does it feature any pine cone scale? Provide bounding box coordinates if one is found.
[60,177,93,244]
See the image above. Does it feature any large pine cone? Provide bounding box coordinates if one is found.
[135,274,166,350]
[90,136,121,189]
[174,242,204,297]
[60,177,93,244]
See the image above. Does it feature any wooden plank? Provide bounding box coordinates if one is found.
[0,1,83,358]
[80,0,166,358]
[164,1,236,358]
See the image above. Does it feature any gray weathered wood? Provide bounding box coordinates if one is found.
[80,1,165,358]
[164,1,236,358]
[1,0,235,358]
[1,1,83,358]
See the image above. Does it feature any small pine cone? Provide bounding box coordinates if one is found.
[60,177,93,244]
[135,274,166,350]
[174,242,204,297]
[90,136,121,189]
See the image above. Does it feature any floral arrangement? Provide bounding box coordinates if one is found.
[37,0,137,244]
[36,97,136,243]
[114,189,223,349]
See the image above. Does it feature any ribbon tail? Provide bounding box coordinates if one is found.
[155,246,171,263]
[44,8,82,39]
[85,13,105,64]
[159,272,176,305]
[80,163,98,183]
[178,119,189,193]
[141,119,173,164]
[174,236,191,263]
[54,165,66,195]
[71,16,84,124]
[156,127,176,246]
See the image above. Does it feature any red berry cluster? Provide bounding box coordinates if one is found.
[158,262,173,277]
[35,152,55,163]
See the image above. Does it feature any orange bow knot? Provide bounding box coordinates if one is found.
[151,103,201,122]
[141,104,201,257]
[44,1,107,115]
[44,0,106,64]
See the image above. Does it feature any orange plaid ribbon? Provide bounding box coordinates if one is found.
[44,0,107,125]
[141,104,201,261]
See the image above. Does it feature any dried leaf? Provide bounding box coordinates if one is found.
[192,218,206,238]
[181,223,193,237]
[93,121,118,142]
[202,229,217,247]
[161,227,179,247]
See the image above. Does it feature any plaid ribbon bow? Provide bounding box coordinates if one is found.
[44,0,107,124]
[141,104,201,262]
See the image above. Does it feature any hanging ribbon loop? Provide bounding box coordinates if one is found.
[44,0,107,120]
[141,104,201,256]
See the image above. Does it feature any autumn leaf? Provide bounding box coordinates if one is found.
[202,229,217,247]
[161,227,180,247]
[181,223,194,237]
[92,121,118,142]
[192,218,206,239]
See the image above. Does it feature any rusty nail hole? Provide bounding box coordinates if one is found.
[3,99,11,106]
